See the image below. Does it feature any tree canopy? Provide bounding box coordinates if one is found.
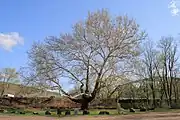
[22,9,146,109]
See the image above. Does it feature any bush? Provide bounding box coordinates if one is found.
[65,110,71,115]
[129,108,135,112]
[45,111,51,115]
[140,107,146,112]
[99,111,110,115]
[83,110,89,115]
[147,107,155,111]
[0,109,4,113]
[19,111,25,114]
[57,109,62,115]
[33,112,39,115]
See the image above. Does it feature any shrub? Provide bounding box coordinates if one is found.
[45,111,51,115]
[65,110,71,115]
[57,109,62,115]
[19,111,25,114]
[129,108,135,112]
[140,107,146,112]
[33,112,39,115]
[83,110,89,115]
[99,111,110,115]
[0,109,4,113]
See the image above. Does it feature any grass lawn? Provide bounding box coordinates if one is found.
[1,108,180,117]
[0,108,120,117]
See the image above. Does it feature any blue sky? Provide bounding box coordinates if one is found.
[0,0,180,70]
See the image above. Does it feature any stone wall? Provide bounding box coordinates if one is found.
[0,97,80,109]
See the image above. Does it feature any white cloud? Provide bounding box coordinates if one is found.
[168,0,180,16]
[0,32,24,51]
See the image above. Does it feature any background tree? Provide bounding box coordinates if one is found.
[98,75,130,99]
[130,36,180,108]
[0,68,19,96]
[18,67,53,97]
[24,9,146,110]
[142,40,157,108]
[155,36,179,107]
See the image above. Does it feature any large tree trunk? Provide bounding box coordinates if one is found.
[81,99,89,110]
[68,94,94,110]
[152,90,156,108]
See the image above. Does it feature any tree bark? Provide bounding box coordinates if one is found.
[152,91,156,108]
[81,99,89,110]
[68,94,94,110]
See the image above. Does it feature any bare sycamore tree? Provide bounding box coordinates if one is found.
[0,68,19,96]
[155,37,179,106]
[124,37,180,108]
[127,40,159,108]
[127,56,149,99]
[24,9,146,110]
[142,40,157,108]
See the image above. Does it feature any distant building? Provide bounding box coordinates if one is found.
[3,94,14,98]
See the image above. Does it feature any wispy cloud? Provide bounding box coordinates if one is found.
[0,32,24,51]
[168,0,180,16]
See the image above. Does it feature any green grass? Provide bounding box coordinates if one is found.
[1,108,180,117]
[0,108,120,117]
[152,108,180,113]
[88,109,118,115]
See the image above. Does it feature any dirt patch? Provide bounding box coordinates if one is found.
[1,112,180,120]
[116,112,180,120]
